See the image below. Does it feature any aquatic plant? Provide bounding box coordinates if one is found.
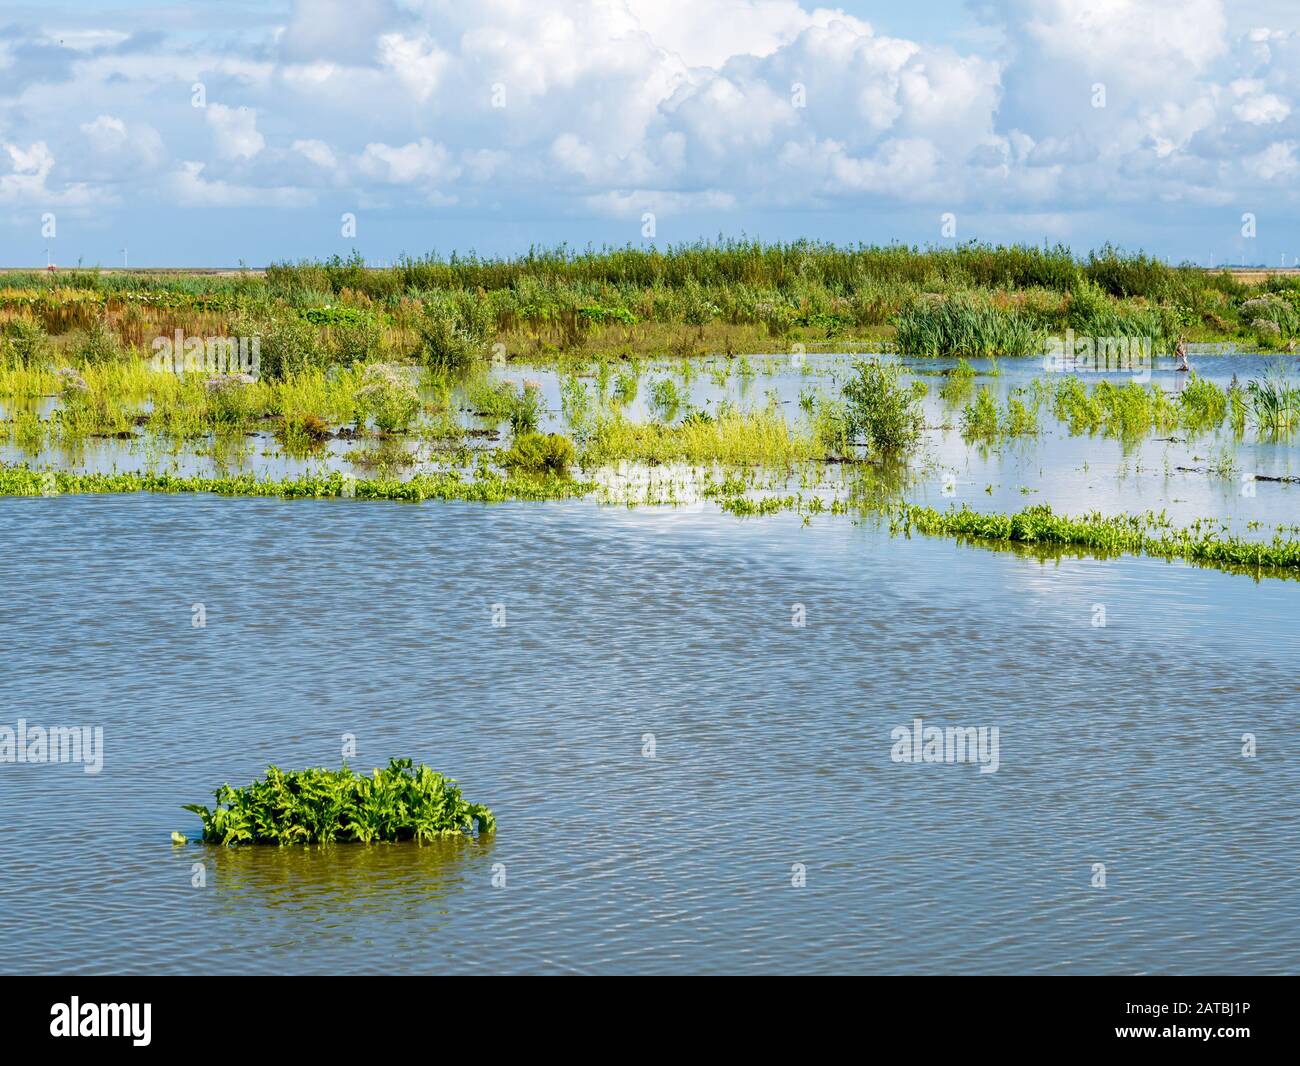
[559,373,593,438]
[894,298,1043,358]
[508,380,543,434]
[938,358,977,402]
[0,463,593,503]
[1247,371,1300,434]
[960,386,1001,440]
[182,758,495,845]
[584,406,818,466]
[892,502,1300,573]
[841,360,924,453]
[354,363,420,433]
[1178,372,1227,428]
[649,376,683,421]
[1050,377,1191,438]
[500,431,576,475]
[204,373,259,426]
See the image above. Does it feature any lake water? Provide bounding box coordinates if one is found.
[1,492,1296,974]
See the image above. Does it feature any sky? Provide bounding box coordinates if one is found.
[2,0,1300,267]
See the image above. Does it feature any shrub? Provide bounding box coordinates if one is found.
[205,373,258,425]
[181,758,495,845]
[501,431,575,474]
[2,316,49,363]
[577,305,636,327]
[73,317,123,365]
[841,360,925,452]
[327,314,384,364]
[354,363,420,433]
[418,299,492,370]
[256,314,326,381]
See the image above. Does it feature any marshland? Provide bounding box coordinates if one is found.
[3,242,1300,577]
[3,243,1299,975]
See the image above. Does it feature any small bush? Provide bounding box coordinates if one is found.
[205,373,258,425]
[256,314,326,381]
[418,300,491,370]
[73,318,123,365]
[355,363,420,433]
[841,360,924,452]
[2,316,49,363]
[501,431,575,474]
[328,315,384,364]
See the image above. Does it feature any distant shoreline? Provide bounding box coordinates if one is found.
[4,266,1300,281]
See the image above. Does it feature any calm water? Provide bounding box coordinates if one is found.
[1,493,1297,974]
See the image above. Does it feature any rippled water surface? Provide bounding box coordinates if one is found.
[1,493,1296,974]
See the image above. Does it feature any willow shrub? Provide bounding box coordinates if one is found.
[841,360,925,453]
[182,758,495,845]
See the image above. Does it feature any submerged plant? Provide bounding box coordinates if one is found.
[182,758,495,845]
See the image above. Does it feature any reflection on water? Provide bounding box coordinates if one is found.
[196,836,495,913]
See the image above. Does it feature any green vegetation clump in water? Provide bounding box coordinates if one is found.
[583,405,821,466]
[961,385,1040,440]
[841,360,925,453]
[0,464,590,502]
[182,758,495,845]
[501,431,576,474]
[891,502,1300,572]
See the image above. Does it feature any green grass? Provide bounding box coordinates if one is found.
[182,758,495,845]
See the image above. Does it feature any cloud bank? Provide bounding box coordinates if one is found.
[1,0,1297,262]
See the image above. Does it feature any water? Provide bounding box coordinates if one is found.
[1,493,1296,974]
[8,350,1300,535]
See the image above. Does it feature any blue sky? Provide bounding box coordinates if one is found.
[3,1,1300,267]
